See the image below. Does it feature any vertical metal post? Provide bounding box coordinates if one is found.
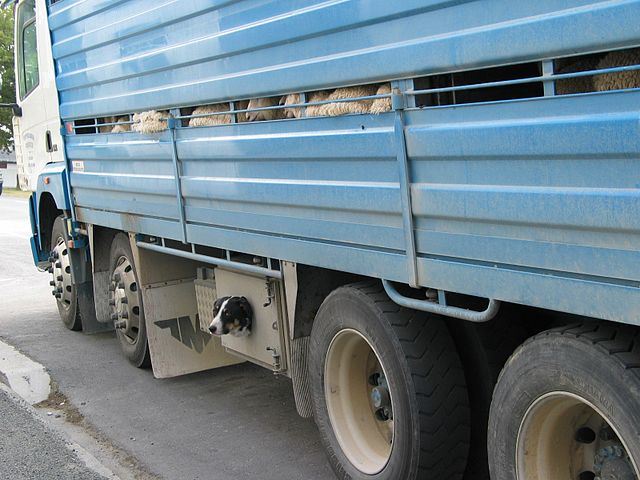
[167,116,188,243]
[390,81,419,288]
[299,92,307,118]
[542,60,556,96]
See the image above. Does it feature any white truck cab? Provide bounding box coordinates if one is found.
[12,0,62,191]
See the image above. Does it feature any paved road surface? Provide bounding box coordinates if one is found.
[0,386,108,480]
[0,195,333,480]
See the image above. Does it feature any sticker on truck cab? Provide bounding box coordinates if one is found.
[71,161,84,172]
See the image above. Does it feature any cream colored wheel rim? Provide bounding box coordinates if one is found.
[324,329,394,474]
[517,391,639,480]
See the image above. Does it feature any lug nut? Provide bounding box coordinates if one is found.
[118,282,125,289]
[108,299,116,306]
[120,297,128,304]
[56,275,63,281]
[55,261,61,268]
[121,311,129,319]
[54,293,62,299]
[115,320,127,329]
[49,280,55,286]
[110,313,118,321]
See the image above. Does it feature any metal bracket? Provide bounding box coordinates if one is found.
[382,280,501,323]
[167,115,188,243]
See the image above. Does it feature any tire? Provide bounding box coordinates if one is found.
[447,309,531,480]
[488,322,640,480]
[108,233,151,368]
[309,281,470,480]
[50,216,82,331]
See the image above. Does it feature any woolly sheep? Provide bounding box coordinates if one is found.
[369,83,392,114]
[280,91,332,118]
[554,57,600,95]
[98,116,131,133]
[132,110,170,134]
[246,97,285,121]
[315,84,379,117]
[593,49,640,92]
[189,103,233,127]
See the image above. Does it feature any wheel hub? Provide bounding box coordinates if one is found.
[49,238,74,308]
[369,373,393,420]
[594,445,636,480]
[108,257,142,344]
[516,392,639,480]
[324,329,394,475]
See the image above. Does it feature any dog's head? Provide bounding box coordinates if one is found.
[208,296,253,337]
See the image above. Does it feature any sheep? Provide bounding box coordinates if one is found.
[111,116,131,133]
[246,96,286,121]
[369,83,392,114]
[593,49,640,92]
[98,116,131,133]
[131,110,170,134]
[554,57,600,95]
[280,91,333,118]
[315,84,379,117]
[189,103,234,127]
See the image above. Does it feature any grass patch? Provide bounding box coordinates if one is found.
[2,188,31,198]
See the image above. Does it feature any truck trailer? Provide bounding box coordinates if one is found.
[9,0,640,478]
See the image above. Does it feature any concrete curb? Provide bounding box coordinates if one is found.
[0,339,51,404]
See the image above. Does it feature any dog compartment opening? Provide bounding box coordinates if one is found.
[213,268,287,373]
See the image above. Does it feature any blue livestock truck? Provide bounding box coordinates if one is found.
[9,0,640,478]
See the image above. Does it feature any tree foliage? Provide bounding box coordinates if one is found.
[0,7,14,152]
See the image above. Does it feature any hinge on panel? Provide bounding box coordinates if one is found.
[391,88,406,111]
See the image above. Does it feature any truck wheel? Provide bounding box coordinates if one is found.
[488,323,640,480]
[50,216,82,331]
[108,233,150,368]
[447,309,532,480]
[309,282,470,480]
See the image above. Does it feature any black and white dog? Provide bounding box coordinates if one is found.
[208,296,253,337]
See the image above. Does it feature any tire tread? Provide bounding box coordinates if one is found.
[349,281,470,479]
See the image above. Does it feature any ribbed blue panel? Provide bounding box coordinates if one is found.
[50,0,640,119]
[54,1,640,324]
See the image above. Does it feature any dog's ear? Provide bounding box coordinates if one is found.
[239,297,253,319]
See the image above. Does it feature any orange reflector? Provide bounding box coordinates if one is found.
[65,122,74,134]
[44,177,50,184]
[68,240,75,248]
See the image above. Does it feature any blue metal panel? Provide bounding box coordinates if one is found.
[49,1,640,119]
[49,1,640,325]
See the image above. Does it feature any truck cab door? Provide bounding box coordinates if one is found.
[14,0,62,191]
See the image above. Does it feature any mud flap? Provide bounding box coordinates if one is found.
[77,282,113,334]
[143,279,243,379]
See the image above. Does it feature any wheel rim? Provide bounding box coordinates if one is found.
[517,391,639,480]
[108,255,143,345]
[50,235,74,310]
[324,328,394,474]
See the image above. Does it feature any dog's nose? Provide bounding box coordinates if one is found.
[209,325,216,334]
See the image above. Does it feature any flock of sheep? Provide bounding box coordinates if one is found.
[99,83,392,134]
[97,49,639,134]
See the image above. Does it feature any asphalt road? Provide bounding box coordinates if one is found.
[0,195,333,480]
[0,386,107,480]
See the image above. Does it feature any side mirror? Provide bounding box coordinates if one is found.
[0,103,22,117]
